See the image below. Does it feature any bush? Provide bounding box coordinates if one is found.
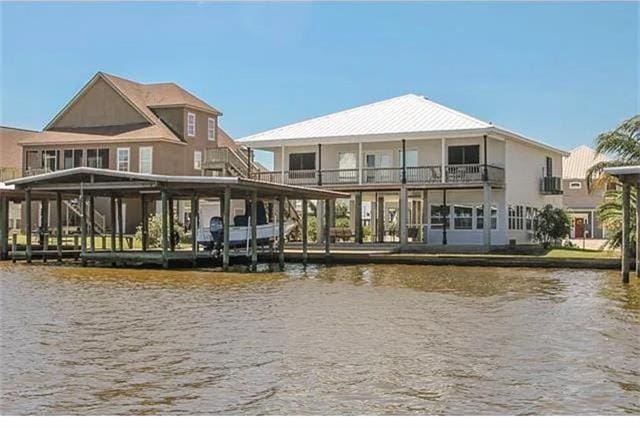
[533,205,571,249]
[135,214,185,248]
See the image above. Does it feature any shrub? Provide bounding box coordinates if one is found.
[533,205,571,249]
[135,214,185,248]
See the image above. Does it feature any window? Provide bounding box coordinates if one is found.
[569,182,582,189]
[338,152,357,181]
[476,205,498,230]
[187,112,196,137]
[207,117,216,141]
[42,150,58,172]
[430,204,450,229]
[508,205,524,230]
[139,147,153,174]
[289,153,316,170]
[526,207,533,231]
[398,149,418,167]
[545,156,553,177]
[448,145,480,165]
[117,148,130,171]
[87,149,109,169]
[453,205,473,230]
[63,149,84,169]
[194,150,202,170]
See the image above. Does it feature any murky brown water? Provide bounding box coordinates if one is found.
[1,261,639,415]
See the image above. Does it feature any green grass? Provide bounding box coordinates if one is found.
[544,247,619,259]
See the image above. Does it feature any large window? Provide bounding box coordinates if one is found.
[448,145,480,165]
[289,153,316,170]
[207,117,216,141]
[87,149,109,169]
[509,205,524,230]
[139,147,153,174]
[398,149,418,167]
[194,150,202,170]
[476,205,498,230]
[187,112,196,137]
[526,207,534,231]
[430,204,450,229]
[453,205,473,230]
[117,148,130,171]
[63,149,84,169]
[42,150,59,172]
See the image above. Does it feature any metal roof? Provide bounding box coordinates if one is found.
[603,165,640,176]
[6,167,347,200]
[563,145,610,179]
[239,93,568,155]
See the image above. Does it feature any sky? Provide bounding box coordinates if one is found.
[1,1,638,168]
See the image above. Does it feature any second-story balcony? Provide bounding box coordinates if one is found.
[251,164,505,187]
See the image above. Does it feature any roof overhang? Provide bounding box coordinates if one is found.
[18,137,186,146]
[604,166,640,182]
[148,104,222,116]
[241,126,569,156]
[6,167,348,200]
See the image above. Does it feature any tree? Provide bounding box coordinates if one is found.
[533,205,571,249]
[135,214,185,248]
[596,186,637,251]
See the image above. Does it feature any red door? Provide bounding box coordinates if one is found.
[575,218,585,238]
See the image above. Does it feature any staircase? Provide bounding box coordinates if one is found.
[203,146,303,238]
[64,199,106,235]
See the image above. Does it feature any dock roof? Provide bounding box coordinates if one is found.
[6,168,348,200]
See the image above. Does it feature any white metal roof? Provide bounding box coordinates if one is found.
[603,165,640,176]
[238,93,568,155]
[563,145,609,179]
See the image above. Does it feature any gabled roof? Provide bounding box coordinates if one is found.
[239,93,568,155]
[563,145,609,179]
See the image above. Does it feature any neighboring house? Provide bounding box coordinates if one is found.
[9,71,246,233]
[0,126,40,230]
[563,145,610,239]
[239,94,567,247]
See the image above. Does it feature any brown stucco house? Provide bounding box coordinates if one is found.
[9,71,244,233]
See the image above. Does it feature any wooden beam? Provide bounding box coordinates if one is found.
[223,186,231,271]
[161,190,169,269]
[110,196,116,253]
[0,196,8,260]
[141,194,148,252]
[400,187,408,246]
[355,192,363,244]
[377,195,384,243]
[89,195,95,252]
[24,189,33,263]
[117,197,124,251]
[250,190,258,271]
[483,183,491,251]
[80,190,86,266]
[191,195,198,266]
[324,199,331,259]
[422,189,429,244]
[302,198,308,264]
[278,196,285,268]
[56,193,63,262]
[442,188,448,245]
[622,181,631,283]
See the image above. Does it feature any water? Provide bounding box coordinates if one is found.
[1,262,639,415]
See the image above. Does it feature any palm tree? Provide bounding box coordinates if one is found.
[586,115,640,191]
[586,115,640,249]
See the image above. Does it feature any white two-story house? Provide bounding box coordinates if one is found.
[239,94,566,249]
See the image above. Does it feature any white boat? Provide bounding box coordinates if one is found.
[197,218,296,251]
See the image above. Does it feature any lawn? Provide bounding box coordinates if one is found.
[544,247,619,259]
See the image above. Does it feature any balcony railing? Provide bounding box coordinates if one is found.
[540,176,563,195]
[251,164,505,186]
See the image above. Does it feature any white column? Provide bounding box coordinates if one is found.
[400,186,408,247]
[483,182,492,251]
[358,142,363,185]
[441,137,446,183]
[280,145,285,182]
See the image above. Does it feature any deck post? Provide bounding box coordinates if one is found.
[621,181,631,283]
[441,137,446,184]
[302,198,308,264]
[278,196,285,268]
[636,182,640,277]
[377,195,385,243]
[0,196,8,260]
[223,186,231,271]
[141,194,148,252]
[191,195,198,266]
[250,191,258,271]
[483,183,492,252]
[316,199,324,244]
[401,139,407,184]
[117,197,124,252]
[355,192,363,244]
[400,186,408,247]
[41,198,49,262]
[89,195,95,253]
[169,198,175,251]
[324,199,331,260]
[442,189,448,245]
[56,193,63,262]
[80,190,86,266]
[110,196,116,253]
[161,190,169,269]
[422,189,429,244]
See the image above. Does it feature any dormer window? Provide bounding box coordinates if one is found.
[208,117,216,141]
[187,112,196,137]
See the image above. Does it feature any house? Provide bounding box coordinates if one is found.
[239,94,568,248]
[563,145,610,239]
[8,71,248,234]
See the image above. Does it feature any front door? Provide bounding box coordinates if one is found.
[574,218,585,238]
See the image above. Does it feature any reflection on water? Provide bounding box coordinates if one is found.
[1,262,639,415]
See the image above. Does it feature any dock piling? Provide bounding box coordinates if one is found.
[25,189,32,263]
[56,193,62,262]
[250,191,258,271]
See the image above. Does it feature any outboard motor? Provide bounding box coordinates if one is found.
[209,216,224,253]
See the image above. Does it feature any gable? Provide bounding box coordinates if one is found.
[48,77,150,130]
